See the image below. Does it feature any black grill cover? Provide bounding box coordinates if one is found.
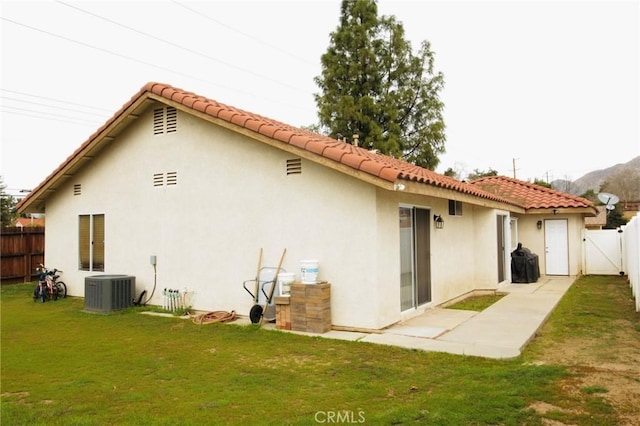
[511,243,540,283]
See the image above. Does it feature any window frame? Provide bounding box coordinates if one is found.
[79,214,105,272]
[448,200,463,216]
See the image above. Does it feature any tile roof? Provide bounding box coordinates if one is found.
[469,175,595,211]
[140,83,517,205]
[15,217,45,227]
[17,82,588,214]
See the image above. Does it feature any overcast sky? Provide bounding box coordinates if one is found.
[1,0,638,195]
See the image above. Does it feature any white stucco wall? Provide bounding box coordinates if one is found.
[42,103,586,330]
[43,106,397,329]
[512,214,585,276]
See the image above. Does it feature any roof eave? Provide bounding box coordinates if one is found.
[16,94,153,214]
[524,206,599,216]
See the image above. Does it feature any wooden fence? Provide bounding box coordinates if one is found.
[1,227,45,284]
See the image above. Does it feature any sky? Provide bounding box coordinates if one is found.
[1,0,639,196]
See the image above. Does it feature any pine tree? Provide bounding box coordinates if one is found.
[314,0,446,169]
[0,176,17,227]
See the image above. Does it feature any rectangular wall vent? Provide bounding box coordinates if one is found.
[286,158,302,175]
[153,173,164,187]
[84,275,135,313]
[153,108,164,135]
[166,107,177,133]
[153,172,178,187]
[73,183,82,196]
[153,106,177,135]
[166,171,178,185]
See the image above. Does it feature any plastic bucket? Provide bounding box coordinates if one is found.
[278,272,295,296]
[300,260,319,284]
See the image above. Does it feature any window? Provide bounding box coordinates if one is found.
[79,214,105,271]
[448,200,463,216]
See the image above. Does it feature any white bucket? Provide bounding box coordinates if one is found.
[278,272,295,296]
[300,260,319,284]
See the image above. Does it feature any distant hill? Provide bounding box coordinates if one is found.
[551,156,640,196]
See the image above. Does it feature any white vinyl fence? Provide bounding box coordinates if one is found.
[583,214,640,311]
[622,215,640,312]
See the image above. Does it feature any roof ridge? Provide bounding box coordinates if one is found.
[143,82,522,206]
[16,82,535,212]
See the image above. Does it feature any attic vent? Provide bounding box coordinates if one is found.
[166,107,177,133]
[153,106,178,135]
[166,171,178,185]
[153,108,164,135]
[286,158,302,175]
[153,173,164,187]
[73,184,82,196]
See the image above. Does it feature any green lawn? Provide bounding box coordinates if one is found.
[1,276,637,425]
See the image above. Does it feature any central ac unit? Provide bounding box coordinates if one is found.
[84,275,135,313]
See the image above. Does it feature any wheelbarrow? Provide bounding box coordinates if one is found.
[242,248,286,325]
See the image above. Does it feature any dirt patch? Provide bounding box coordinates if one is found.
[531,332,640,424]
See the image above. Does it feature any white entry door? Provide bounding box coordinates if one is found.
[545,219,569,275]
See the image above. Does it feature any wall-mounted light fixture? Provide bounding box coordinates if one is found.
[552,209,559,215]
[433,214,444,229]
[393,182,405,191]
[537,220,543,230]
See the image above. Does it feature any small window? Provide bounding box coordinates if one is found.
[449,200,463,216]
[79,214,105,272]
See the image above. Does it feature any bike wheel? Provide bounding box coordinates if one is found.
[56,282,67,299]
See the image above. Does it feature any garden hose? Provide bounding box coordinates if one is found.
[192,310,236,325]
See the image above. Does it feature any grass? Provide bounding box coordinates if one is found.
[446,293,505,311]
[1,276,637,425]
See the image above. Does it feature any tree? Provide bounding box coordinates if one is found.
[580,189,598,203]
[604,207,627,229]
[533,178,552,189]
[467,168,498,181]
[314,0,446,169]
[443,167,458,178]
[1,176,17,227]
[600,167,640,209]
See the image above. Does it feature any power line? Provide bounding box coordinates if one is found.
[2,105,100,124]
[1,96,108,117]
[0,88,112,112]
[55,1,308,94]
[1,16,312,117]
[1,108,100,127]
[171,0,316,68]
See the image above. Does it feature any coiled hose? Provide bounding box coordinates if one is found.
[192,310,237,325]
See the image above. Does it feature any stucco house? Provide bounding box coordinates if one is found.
[17,82,597,330]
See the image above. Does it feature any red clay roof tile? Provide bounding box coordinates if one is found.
[18,82,590,213]
[288,134,310,149]
[470,176,594,210]
[341,153,367,170]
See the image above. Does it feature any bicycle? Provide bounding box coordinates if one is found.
[33,265,67,302]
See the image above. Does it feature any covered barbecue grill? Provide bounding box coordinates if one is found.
[511,243,540,283]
